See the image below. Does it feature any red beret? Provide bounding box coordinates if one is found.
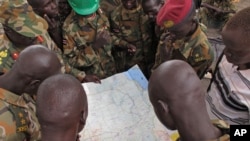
[156,0,194,28]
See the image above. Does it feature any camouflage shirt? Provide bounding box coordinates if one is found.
[110,4,154,75]
[0,88,41,141]
[63,9,116,79]
[153,24,214,78]
[100,0,121,17]
[0,0,85,80]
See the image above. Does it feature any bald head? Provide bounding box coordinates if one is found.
[149,60,203,104]
[14,45,62,80]
[0,44,62,96]
[36,74,88,140]
[148,60,205,130]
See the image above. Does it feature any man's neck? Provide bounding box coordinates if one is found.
[0,74,22,95]
[41,130,77,141]
[174,105,222,141]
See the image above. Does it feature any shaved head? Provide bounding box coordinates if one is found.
[148,60,205,130]
[36,74,88,140]
[0,44,62,96]
[149,60,203,104]
[15,45,62,80]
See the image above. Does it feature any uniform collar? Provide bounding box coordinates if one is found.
[0,88,27,108]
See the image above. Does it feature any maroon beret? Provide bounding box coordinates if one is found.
[157,0,194,28]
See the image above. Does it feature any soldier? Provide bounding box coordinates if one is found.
[100,0,121,17]
[36,74,88,141]
[58,0,72,29]
[148,60,230,141]
[0,0,60,72]
[27,0,63,50]
[199,0,237,29]
[141,0,166,76]
[155,0,214,78]
[0,45,62,140]
[110,0,153,77]
[63,0,116,80]
[0,0,90,83]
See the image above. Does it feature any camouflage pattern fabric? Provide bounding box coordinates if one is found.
[100,0,121,17]
[0,0,58,51]
[0,34,21,74]
[0,0,86,80]
[0,0,48,38]
[153,25,214,78]
[199,0,236,28]
[110,4,154,77]
[63,9,116,79]
[0,88,41,141]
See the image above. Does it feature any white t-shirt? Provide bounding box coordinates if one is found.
[206,55,250,125]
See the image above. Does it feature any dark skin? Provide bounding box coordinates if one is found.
[28,0,101,83]
[221,26,250,70]
[142,0,164,22]
[148,60,223,141]
[58,0,72,21]
[160,16,197,62]
[0,45,62,96]
[121,0,138,10]
[2,24,37,48]
[36,74,88,141]
[28,0,63,50]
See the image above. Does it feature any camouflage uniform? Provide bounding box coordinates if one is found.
[100,0,121,17]
[0,0,86,81]
[199,0,236,28]
[63,9,116,79]
[0,88,41,141]
[110,4,154,76]
[153,24,214,78]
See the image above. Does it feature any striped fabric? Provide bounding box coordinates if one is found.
[206,55,250,125]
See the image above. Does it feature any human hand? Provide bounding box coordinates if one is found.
[126,44,136,55]
[82,75,101,83]
[160,33,173,61]
[92,31,110,50]
[43,14,58,30]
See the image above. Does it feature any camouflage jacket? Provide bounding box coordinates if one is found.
[0,88,41,141]
[153,24,214,78]
[63,9,116,79]
[110,4,154,74]
[100,0,121,16]
[0,7,84,80]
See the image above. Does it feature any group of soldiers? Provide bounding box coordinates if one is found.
[0,0,242,140]
[0,0,237,82]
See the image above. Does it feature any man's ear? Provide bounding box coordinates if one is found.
[29,80,41,89]
[80,110,88,128]
[157,100,169,113]
[26,79,41,95]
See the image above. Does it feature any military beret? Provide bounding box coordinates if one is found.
[0,0,48,38]
[156,0,194,29]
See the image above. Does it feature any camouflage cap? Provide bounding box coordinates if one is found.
[0,0,48,38]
